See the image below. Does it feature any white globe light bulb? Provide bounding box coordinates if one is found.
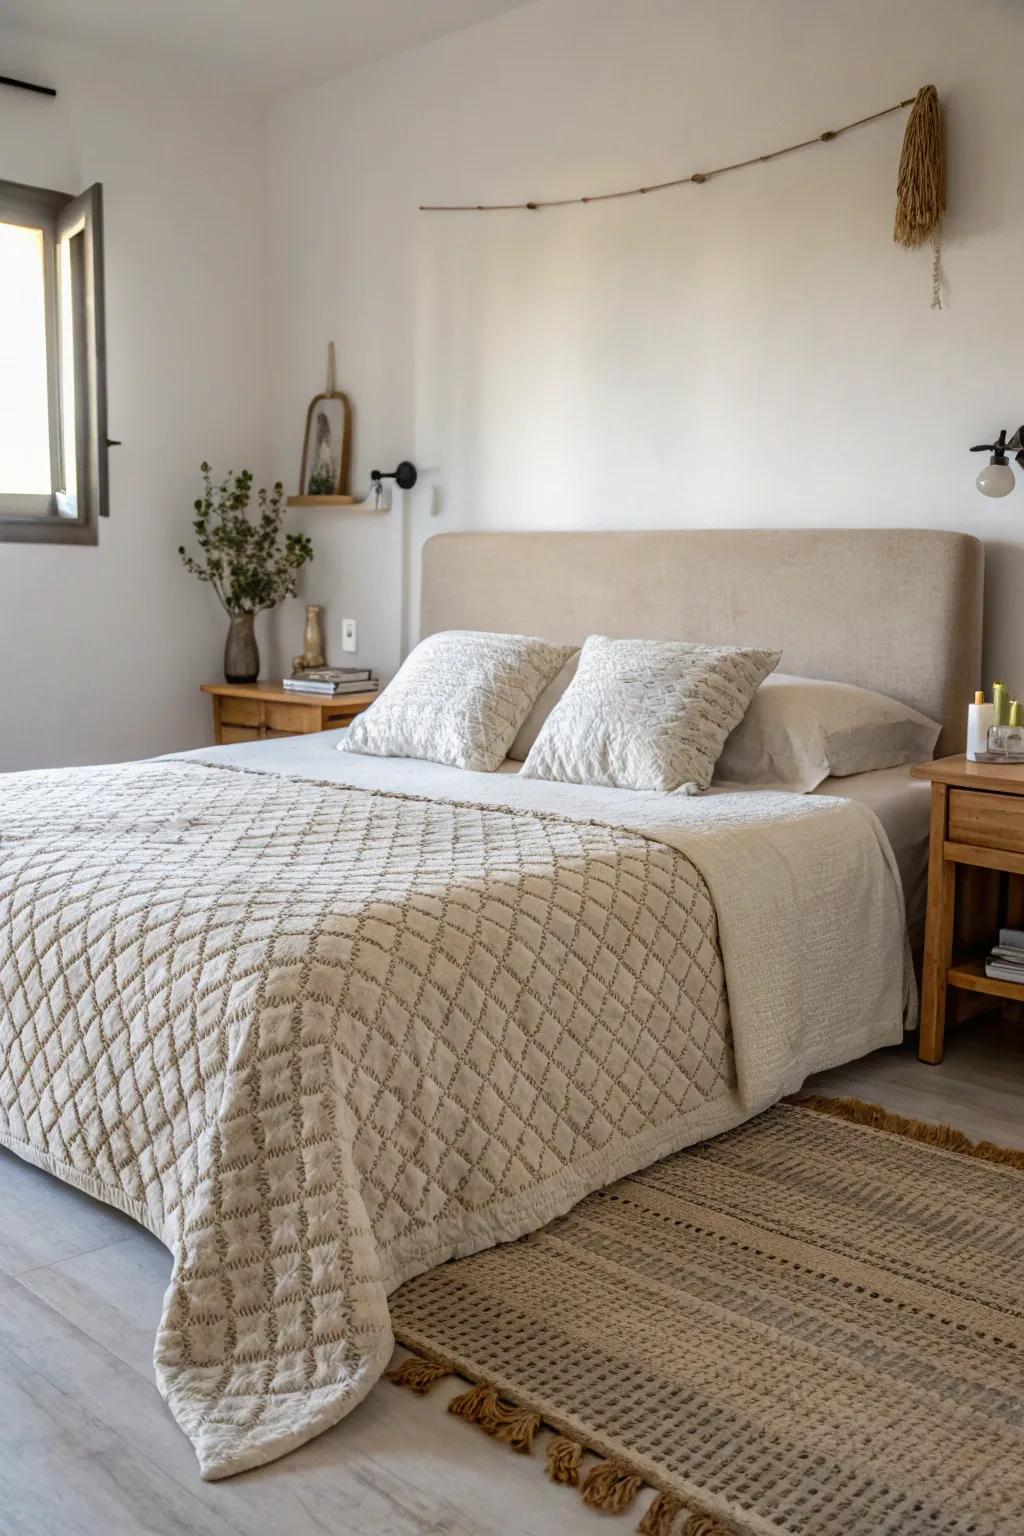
[976,460,1016,498]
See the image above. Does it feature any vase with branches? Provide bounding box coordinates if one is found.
[179,463,314,682]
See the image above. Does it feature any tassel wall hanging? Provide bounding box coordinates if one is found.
[893,84,946,308]
[421,87,946,307]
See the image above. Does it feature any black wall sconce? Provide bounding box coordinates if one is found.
[371,461,418,491]
[369,461,417,510]
[971,428,1024,498]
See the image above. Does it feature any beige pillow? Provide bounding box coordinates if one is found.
[714,673,941,792]
[506,650,580,761]
[341,630,575,773]
[520,635,780,793]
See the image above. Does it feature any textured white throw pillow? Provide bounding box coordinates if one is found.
[341,630,575,772]
[714,673,941,792]
[520,635,780,793]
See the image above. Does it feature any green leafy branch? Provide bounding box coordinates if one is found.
[178,463,313,615]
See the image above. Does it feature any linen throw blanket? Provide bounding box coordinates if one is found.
[0,760,909,1478]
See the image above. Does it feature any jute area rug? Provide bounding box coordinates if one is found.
[386,1098,1024,1536]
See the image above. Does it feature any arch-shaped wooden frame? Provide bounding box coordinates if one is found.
[298,390,352,501]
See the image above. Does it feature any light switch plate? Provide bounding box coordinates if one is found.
[341,618,357,653]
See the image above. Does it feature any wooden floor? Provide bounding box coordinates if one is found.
[2,1016,1021,1536]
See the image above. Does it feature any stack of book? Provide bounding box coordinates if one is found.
[984,927,1024,984]
[283,667,378,697]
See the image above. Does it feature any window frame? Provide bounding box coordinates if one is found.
[0,177,108,545]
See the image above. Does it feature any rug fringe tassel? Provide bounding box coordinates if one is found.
[446,1381,541,1453]
[793,1095,1024,1171]
[581,1458,645,1514]
[384,1353,451,1395]
[447,1380,501,1422]
[484,1398,543,1454]
[420,1367,732,1530]
[546,1434,584,1485]
[636,1491,736,1536]
[681,1516,736,1536]
[638,1491,687,1534]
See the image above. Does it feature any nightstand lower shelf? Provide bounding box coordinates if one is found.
[947,958,1024,1005]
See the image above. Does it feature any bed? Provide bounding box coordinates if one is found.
[0,528,982,1480]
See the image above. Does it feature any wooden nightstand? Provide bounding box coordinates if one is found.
[201,681,377,746]
[911,753,1024,1063]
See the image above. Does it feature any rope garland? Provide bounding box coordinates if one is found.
[419,96,917,213]
[420,85,945,305]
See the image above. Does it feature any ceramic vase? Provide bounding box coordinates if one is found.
[224,611,259,683]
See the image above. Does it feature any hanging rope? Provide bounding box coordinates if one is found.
[419,95,919,212]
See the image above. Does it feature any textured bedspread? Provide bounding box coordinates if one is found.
[0,759,909,1478]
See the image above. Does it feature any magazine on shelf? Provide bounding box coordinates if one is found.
[283,677,378,696]
[985,924,1024,983]
[985,959,1024,985]
[291,667,371,683]
[989,945,1024,965]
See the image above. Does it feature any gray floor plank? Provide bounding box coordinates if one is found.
[0,1324,244,1536]
[805,1014,1024,1147]
[15,1228,170,1379]
[0,1146,137,1277]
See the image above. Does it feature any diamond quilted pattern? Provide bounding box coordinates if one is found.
[0,760,736,1478]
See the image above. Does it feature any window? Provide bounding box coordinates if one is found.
[0,179,108,544]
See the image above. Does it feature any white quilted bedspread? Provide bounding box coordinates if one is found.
[0,758,910,1478]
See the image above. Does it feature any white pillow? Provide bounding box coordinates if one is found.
[506,650,580,762]
[341,630,575,773]
[714,673,941,792]
[520,635,780,793]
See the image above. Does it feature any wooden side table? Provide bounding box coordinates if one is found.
[201,681,377,746]
[911,753,1024,1062]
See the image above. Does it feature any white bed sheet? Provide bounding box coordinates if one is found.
[813,766,931,947]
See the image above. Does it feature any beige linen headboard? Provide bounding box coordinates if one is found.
[421,529,983,754]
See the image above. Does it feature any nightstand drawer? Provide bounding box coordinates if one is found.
[948,787,1024,853]
[219,699,318,734]
[219,698,263,728]
[264,701,317,734]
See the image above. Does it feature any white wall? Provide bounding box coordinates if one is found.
[267,0,1024,695]
[0,34,269,769]
[5,1,1021,770]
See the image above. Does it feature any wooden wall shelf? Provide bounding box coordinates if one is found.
[287,495,355,507]
[286,494,389,511]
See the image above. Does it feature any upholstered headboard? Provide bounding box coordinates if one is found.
[421,529,983,754]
